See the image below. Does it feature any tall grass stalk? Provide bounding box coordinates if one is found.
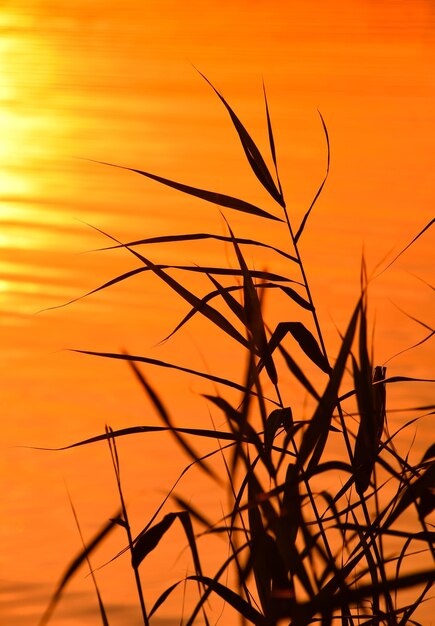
[38,76,434,626]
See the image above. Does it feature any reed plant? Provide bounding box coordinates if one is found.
[38,75,434,626]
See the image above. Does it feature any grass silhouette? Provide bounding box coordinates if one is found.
[38,76,434,626]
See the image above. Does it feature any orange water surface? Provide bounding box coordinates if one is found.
[0,1,434,624]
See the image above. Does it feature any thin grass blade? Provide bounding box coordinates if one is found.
[299,298,360,471]
[71,349,279,404]
[96,231,298,263]
[224,218,278,385]
[385,462,435,529]
[187,575,268,625]
[279,343,320,400]
[375,218,434,278]
[127,359,216,479]
[263,81,283,198]
[294,111,330,243]
[38,511,122,626]
[162,281,308,345]
[281,321,330,373]
[132,513,178,568]
[31,424,253,452]
[66,490,110,626]
[90,158,283,221]
[197,70,284,207]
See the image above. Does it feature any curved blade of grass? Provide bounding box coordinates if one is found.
[205,273,246,325]
[279,462,302,550]
[131,253,286,349]
[352,362,386,496]
[276,342,320,400]
[351,296,376,495]
[71,349,279,404]
[294,111,330,244]
[278,285,313,311]
[277,321,330,374]
[132,510,205,580]
[299,298,360,471]
[149,545,253,620]
[260,324,320,399]
[152,265,291,281]
[95,232,298,263]
[187,575,267,625]
[224,217,278,385]
[132,512,178,568]
[263,81,283,199]
[264,407,292,467]
[89,158,283,222]
[204,395,263,450]
[125,254,253,350]
[38,510,122,626]
[385,462,435,529]
[337,524,435,543]
[338,375,435,404]
[66,489,110,626]
[384,330,434,365]
[148,581,181,618]
[98,260,291,351]
[127,358,216,479]
[160,283,244,344]
[375,218,434,279]
[30,424,254,452]
[83,440,239,573]
[171,494,214,529]
[248,479,280,614]
[39,267,145,313]
[185,542,252,626]
[299,569,435,618]
[204,394,273,476]
[390,301,434,333]
[422,444,435,462]
[40,262,294,315]
[197,70,284,207]
[161,281,308,345]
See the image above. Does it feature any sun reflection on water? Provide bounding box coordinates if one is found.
[0,13,74,314]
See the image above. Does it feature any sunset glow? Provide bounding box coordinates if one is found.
[1,2,433,625]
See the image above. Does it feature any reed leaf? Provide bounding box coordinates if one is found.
[71,349,279,404]
[376,218,434,278]
[132,512,178,568]
[66,491,110,626]
[96,231,298,263]
[276,342,320,399]
[127,254,252,351]
[198,70,284,207]
[204,395,264,455]
[294,111,330,244]
[225,217,278,386]
[187,574,268,625]
[132,510,205,588]
[274,321,330,374]
[127,358,216,479]
[91,158,284,222]
[38,511,122,626]
[33,424,251,452]
[247,492,293,620]
[163,281,309,345]
[263,81,283,198]
[385,462,435,529]
[299,298,361,472]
